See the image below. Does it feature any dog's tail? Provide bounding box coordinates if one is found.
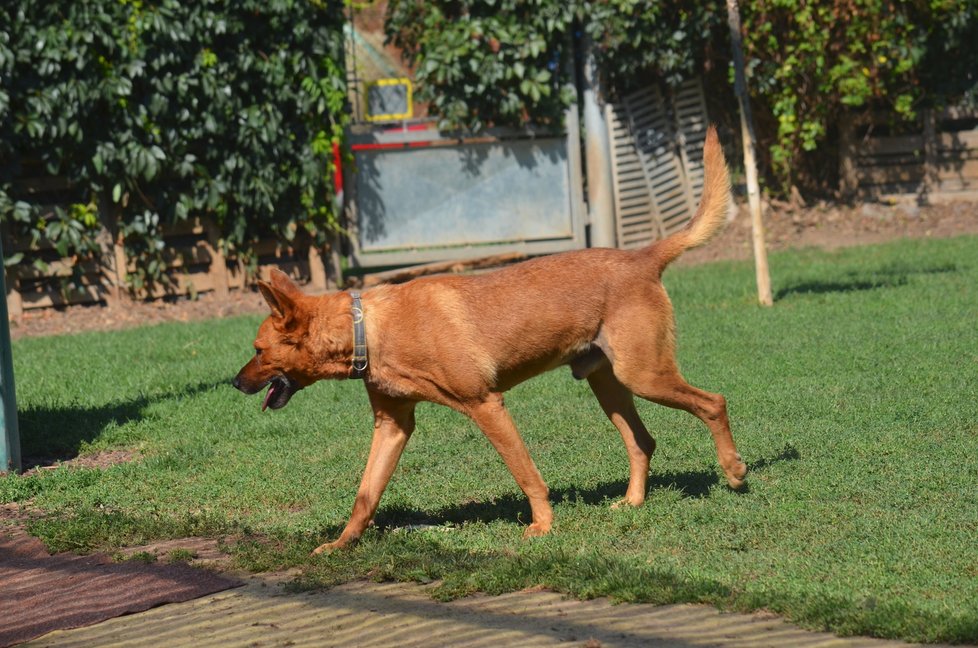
[645,125,731,274]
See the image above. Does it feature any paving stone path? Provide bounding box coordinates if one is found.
[26,574,953,648]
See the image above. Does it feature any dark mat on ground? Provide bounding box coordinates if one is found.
[0,533,242,647]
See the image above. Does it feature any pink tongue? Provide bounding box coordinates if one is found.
[262,383,277,411]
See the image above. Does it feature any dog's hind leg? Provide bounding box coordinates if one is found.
[587,365,656,507]
[313,393,416,554]
[466,393,553,538]
[622,369,747,490]
[603,301,747,490]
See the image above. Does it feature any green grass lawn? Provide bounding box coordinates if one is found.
[3,235,977,643]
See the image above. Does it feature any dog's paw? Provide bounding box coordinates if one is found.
[610,495,645,509]
[310,543,335,555]
[522,522,552,539]
[311,539,348,555]
[724,457,748,490]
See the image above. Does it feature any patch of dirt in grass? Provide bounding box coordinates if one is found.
[0,501,37,526]
[9,288,268,341]
[1,451,143,532]
[21,449,141,475]
[115,537,234,570]
[681,198,978,266]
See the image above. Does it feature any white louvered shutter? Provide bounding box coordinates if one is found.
[607,78,710,249]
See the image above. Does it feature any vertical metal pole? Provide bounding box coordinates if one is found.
[581,35,617,249]
[0,240,21,473]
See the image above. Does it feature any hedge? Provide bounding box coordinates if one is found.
[384,1,714,133]
[385,0,978,194]
[0,0,347,291]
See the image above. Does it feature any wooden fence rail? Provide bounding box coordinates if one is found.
[3,214,331,320]
[840,107,978,201]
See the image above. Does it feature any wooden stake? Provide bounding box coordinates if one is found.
[726,0,773,307]
[361,252,526,288]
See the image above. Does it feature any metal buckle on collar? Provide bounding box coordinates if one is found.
[350,291,368,379]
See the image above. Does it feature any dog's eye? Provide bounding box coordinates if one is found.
[254,348,263,357]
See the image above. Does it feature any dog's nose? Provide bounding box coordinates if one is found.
[231,375,241,391]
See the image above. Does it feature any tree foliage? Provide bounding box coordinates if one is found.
[384,0,715,132]
[738,0,978,190]
[0,0,347,289]
[384,1,576,132]
[384,0,978,194]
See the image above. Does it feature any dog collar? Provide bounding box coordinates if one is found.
[350,291,368,379]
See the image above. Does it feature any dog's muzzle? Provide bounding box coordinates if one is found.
[233,373,301,411]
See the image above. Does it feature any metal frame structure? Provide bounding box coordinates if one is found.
[0,240,20,474]
[344,109,587,269]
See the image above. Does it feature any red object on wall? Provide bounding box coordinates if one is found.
[332,141,344,197]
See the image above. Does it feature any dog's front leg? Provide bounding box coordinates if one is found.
[467,393,553,538]
[312,395,416,554]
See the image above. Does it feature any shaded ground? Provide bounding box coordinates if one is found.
[0,529,963,647]
[9,200,978,341]
[0,533,240,647]
[22,558,950,648]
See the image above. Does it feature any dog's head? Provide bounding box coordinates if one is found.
[232,270,321,411]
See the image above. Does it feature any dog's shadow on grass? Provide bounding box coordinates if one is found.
[375,444,802,530]
[17,379,229,469]
[776,262,958,299]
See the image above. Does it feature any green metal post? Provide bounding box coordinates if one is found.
[0,240,20,473]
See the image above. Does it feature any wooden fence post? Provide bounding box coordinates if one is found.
[839,114,859,198]
[307,245,329,293]
[327,238,344,290]
[204,219,230,298]
[98,201,131,308]
[112,234,129,305]
[5,279,23,322]
[94,221,117,308]
[2,222,24,321]
[922,108,938,203]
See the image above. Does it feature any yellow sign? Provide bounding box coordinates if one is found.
[366,78,413,122]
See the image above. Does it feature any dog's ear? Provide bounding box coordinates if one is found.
[258,269,305,324]
[257,280,290,319]
[258,270,309,333]
[268,268,301,298]
[257,280,298,326]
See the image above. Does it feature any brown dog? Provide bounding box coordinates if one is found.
[233,126,746,554]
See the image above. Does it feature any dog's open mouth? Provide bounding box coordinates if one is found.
[262,375,300,411]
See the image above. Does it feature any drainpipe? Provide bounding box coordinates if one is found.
[581,35,617,249]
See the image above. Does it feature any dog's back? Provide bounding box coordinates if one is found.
[362,126,731,394]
